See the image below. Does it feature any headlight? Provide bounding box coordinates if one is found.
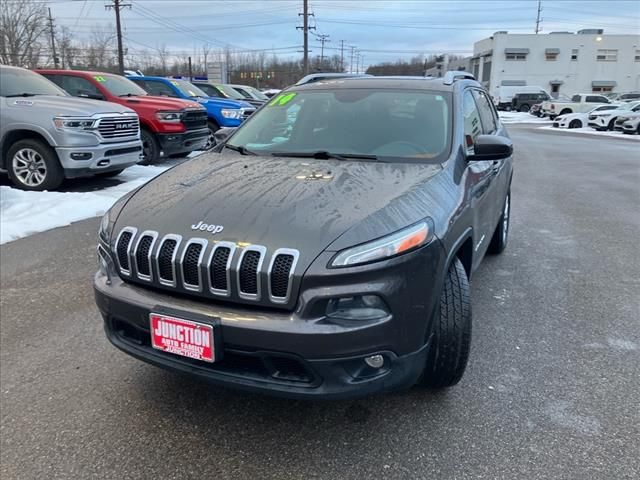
[221,108,242,119]
[98,209,112,243]
[156,111,183,123]
[330,220,433,268]
[53,117,97,130]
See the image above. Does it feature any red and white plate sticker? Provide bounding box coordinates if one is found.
[150,313,215,362]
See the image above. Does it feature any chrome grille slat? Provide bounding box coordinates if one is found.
[268,249,300,304]
[115,227,137,276]
[156,234,182,287]
[180,238,207,292]
[207,241,236,297]
[132,231,158,282]
[237,246,266,300]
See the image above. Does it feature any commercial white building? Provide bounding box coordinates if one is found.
[472,30,640,98]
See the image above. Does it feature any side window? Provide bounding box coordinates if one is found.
[586,95,605,103]
[632,105,640,112]
[472,89,497,134]
[143,80,177,97]
[462,90,482,151]
[196,84,220,97]
[41,74,62,89]
[571,95,581,102]
[60,76,101,97]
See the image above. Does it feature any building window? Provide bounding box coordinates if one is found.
[571,49,578,61]
[596,49,618,61]
[635,50,640,62]
[482,56,491,83]
[592,86,613,93]
[545,52,558,61]
[505,53,526,61]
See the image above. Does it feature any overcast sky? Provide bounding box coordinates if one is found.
[49,0,640,66]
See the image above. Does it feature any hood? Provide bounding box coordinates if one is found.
[196,97,254,109]
[114,152,443,270]
[120,95,201,111]
[13,95,134,116]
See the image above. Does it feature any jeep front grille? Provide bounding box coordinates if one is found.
[112,229,299,305]
[98,116,140,140]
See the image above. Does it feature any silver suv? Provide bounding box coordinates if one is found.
[1,66,142,191]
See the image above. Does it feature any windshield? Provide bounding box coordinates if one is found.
[194,83,223,98]
[246,86,269,100]
[228,89,451,162]
[171,80,208,98]
[0,67,66,97]
[100,74,147,96]
[218,84,246,100]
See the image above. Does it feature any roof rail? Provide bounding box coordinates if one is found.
[443,71,476,85]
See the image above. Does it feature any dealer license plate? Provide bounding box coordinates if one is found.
[150,313,215,363]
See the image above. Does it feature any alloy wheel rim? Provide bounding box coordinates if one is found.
[12,148,47,187]
[204,129,216,150]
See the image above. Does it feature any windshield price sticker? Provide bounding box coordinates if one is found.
[269,92,297,107]
[94,75,106,82]
[170,80,179,86]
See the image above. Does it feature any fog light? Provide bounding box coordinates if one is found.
[365,355,384,369]
[70,152,92,160]
[325,295,389,321]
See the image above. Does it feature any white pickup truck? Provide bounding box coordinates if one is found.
[541,94,611,119]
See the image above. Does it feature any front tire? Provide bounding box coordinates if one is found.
[7,139,64,191]
[418,258,472,389]
[568,119,582,129]
[140,129,159,165]
[203,121,219,151]
[519,104,530,112]
[488,191,510,254]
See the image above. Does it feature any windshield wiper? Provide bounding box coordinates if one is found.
[118,93,144,97]
[5,93,39,97]
[271,151,382,162]
[224,144,256,156]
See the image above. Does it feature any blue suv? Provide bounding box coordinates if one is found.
[128,76,255,149]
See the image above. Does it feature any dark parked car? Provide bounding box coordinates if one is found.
[95,72,513,399]
[192,81,265,109]
[511,92,550,112]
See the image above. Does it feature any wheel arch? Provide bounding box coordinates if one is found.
[445,228,474,279]
[1,129,54,169]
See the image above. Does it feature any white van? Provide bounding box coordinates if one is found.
[494,85,548,110]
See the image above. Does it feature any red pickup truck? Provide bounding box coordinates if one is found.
[36,70,208,163]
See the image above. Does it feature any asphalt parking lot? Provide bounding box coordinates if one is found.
[1,125,639,479]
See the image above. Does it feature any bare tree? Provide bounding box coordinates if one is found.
[156,44,169,76]
[56,26,76,69]
[0,0,48,67]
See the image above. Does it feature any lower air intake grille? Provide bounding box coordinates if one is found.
[270,254,294,298]
[210,247,231,291]
[182,243,203,286]
[239,250,261,294]
[158,239,178,281]
[116,231,133,271]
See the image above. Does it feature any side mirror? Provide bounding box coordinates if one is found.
[214,127,237,144]
[78,90,104,101]
[467,134,513,161]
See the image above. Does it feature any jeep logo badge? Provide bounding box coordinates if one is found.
[191,221,224,234]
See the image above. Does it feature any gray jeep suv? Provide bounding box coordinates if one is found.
[95,72,513,399]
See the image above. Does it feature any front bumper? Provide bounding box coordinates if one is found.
[156,128,209,156]
[588,117,610,130]
[56,139,142,177]
[94,241,445,399]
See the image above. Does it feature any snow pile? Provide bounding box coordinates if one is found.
[1,163,176,244]
[499,112,552,124]
[537,125,640,140]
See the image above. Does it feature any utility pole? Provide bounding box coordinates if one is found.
[349,46,356,73]
[105,0,131,75]
[340,40,345,72]
[535,0,543,34]
[360,54,365,75]
[297,0,315,75]
[47,8,59,68]
[317,34,330,67]
[354,51,360,74]
[188,56,193,81]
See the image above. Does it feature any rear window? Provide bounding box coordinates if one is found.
[229,88,452,163]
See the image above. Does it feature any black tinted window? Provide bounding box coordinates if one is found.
[138,80,176,97]
[195,83,222,97]
[472,90,497,134]
[463,90,482,151]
